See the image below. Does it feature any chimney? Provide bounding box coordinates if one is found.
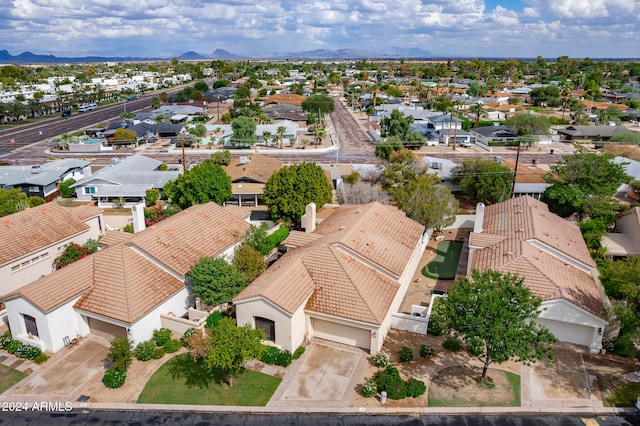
[131,202,145,234]
[301,203,317,233]
[474,202,485,233]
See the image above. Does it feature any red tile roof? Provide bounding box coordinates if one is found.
[235,202,425,325]
[0,202,102,267]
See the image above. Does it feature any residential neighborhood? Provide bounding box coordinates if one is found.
[1,57,640,421]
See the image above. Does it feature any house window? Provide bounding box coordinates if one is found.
[11,264,20,272]
[255,317,276,342]
[28,186,39,193]
[84,187,96,195]
[24,314,39,338]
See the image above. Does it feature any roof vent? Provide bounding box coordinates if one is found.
[239,156,249,165]
[31,165,42,174]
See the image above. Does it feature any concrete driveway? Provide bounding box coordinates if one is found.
[2,335,109,402]
[268,340,367,408]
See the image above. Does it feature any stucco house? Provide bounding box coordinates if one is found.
[0,202,103,297]
[601,207,640,258]
[0,159,91,201]
[234,202,428,354]
[71,154,180,208]
[470,125,519,145]
[467,196,608,352]
[222,154,283,206]
[3,202,250,352]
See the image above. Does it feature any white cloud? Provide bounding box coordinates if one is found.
[2,0,639,58]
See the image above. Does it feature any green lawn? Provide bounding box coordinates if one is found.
[0,364,28,394]
[422,240,463,280]
[137,354,281,405]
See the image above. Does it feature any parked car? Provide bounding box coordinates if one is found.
[61,109,71,117]
[459,141,473,148]
[147,136,158,143]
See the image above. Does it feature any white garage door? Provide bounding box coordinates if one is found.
[312,318,371,350]
[536,318,594,348]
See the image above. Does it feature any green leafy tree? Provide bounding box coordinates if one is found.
[190,123,207,137]
[230,116,256,147]
[440,269,556,379]
[164,160,232,209]
[113,128,137,144]
[244,222,272,255]
[393,175,458,231]
[542,148,631,218]
[381,149,428,192]
[380,109,414,139]
[600,256,640,338]
[107,335,134,372]
[374,137,404,160]
[59,179,76,198]
[189,317,264,386]
[301,94,335,115]
[0,188,41,217]
[232,244,267,282]
[151,97,161,109]
[193,81,209,92]
[210,150,232,165]
[186,256,248,306]
[452,159,513,203]
[506,113,551,137]
[144,188,160,207]
[263,162,332,225]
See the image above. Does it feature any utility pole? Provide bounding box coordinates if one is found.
[511,138,522,195]
[181,136,186,172]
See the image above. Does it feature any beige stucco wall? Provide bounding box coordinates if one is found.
[235,298,307,352]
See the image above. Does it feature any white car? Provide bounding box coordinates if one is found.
[459,141,473,148]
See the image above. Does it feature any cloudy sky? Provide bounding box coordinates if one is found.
[2,0,639,59]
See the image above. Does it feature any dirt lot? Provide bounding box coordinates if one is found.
[350,329,521,408]
[350,329,640,408]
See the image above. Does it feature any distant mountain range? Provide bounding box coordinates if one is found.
[0,47,434,64]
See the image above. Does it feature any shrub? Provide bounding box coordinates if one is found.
[374,365,407,400]
[152,328,172,346]
[602,338,615,353]
[102,368,126,389]
[613,335,637,358]
[53,243,96,269]
[419,344,435,359]
[34,353,49,364]
[0,333,13,349]
[371,350,389,368]
[15,344,42,360]
[427,300,447,336]
[406,378,427,398]
[259,346,291,366]
[59,178,76,198]
[360,377,378,397]
[292,346,305,360]
[135,340,158,361]
[108,335,133,372]
[399,346,413,363]
[153,347,165,359]
[268,226,290,248]
[275,350,292,367]
[181,328,199,347]
[163,339,182,353]
[259,345,280,365]
[6,339,23,355]
[466,337,485,356]
[205,311,225,329]
[443,336,463,352]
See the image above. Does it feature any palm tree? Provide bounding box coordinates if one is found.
[559,81,572,121]
[160,92,169,104]
[262,130,272,148]
[151,97,161,109]
[314,125,326,148]
[469,101,489,129]
[276,125,286,149]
